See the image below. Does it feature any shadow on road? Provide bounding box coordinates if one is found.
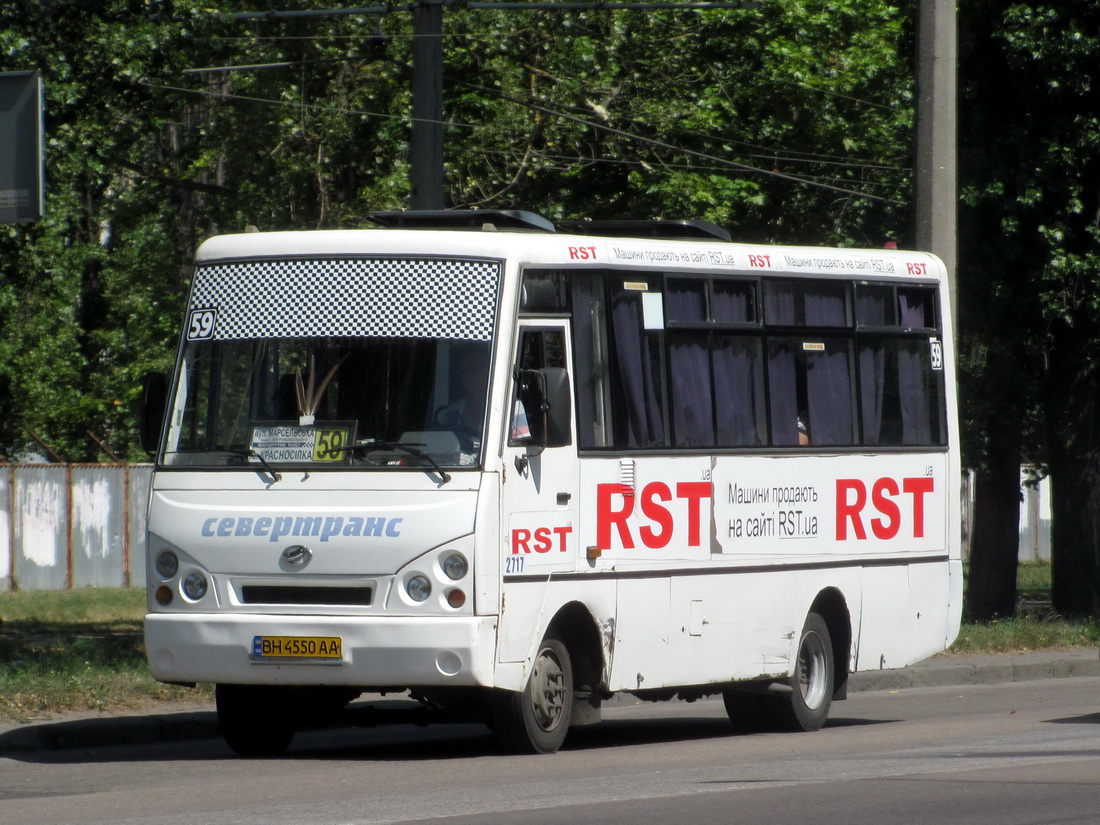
[0,706,897,765]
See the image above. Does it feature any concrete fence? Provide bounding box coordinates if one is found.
[0,464,152,592]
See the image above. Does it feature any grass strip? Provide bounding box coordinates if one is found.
[0,588,211,723]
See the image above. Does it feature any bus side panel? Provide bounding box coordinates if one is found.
[664,570,794,688]
[610,577,671,692]
[906,559,953,662]
[854,560,952,672]
[662,566,862,690]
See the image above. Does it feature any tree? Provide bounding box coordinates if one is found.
[959,0,1100,619]
[0,0,920,463]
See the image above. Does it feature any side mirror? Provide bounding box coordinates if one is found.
[538,367,572,448]
[516,367,572,452]
[139,371,168,455]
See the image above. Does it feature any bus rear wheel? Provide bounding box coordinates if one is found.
[762,611,834,732]
[491,635,574,754]
[216,684,297,757]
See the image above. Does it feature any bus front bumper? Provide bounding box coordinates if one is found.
[145,612,499,688]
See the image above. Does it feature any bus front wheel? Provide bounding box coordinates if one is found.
[216,684,297,757]
[491,635,574,754]
[763,611,834,732]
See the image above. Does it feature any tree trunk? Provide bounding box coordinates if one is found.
[964,423,1020,621]
[1048,453,1100,619]
[1046,318,1100,620]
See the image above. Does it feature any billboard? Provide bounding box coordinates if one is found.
[0,71,44,224]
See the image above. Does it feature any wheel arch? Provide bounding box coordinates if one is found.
[545,600,606,696]
[809,587,852,700]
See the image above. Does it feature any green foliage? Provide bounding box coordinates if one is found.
[441,0,914,243]
[0,0,916,460]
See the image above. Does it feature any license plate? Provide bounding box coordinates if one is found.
[252,635,342,659]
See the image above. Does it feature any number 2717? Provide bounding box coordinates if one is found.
[505,557,525,574]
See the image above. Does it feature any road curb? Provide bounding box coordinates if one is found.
[849,649,1100,692]
[3,650,1098,754]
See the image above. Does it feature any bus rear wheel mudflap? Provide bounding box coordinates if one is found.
[490,634,574,754]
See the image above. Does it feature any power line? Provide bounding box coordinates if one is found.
[228,2,758,21]
[180,52,907,171]
[136,76,904,203]
[468,146,905,190]
[137,81,419,127]
[454,78,907,203]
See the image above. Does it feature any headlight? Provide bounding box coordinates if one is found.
[442,552,468,580]
[155,550,179,579]
[182,571,208,600]
[405,575,431,602]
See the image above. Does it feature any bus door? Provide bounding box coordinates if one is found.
[497,321,580,661]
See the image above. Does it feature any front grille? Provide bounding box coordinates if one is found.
[240,585,373,606]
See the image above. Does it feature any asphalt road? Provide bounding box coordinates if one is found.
[2,656,1100,825]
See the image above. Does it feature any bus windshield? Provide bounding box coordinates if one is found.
[160,254,503,472]
[162,335,493,471]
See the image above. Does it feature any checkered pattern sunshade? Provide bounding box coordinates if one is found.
[188,257,501,341]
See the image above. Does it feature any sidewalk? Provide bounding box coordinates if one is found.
[2,649,1097,754]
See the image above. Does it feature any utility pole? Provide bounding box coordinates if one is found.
[914,0,957,327]
[411,0,444,210]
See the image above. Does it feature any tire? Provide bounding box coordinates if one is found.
[491,636,574,754]
[216,684,297,757]
[721,689,768,733]
[762,611,834,732]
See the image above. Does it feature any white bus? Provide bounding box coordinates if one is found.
[141,210,961,756]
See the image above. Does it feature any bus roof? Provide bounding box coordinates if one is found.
[194,211,946,283]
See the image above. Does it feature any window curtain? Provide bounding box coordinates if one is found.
[669,333,714,447]
[805,343,855,445]
[804,285,847,326]
[764,283,797,325]
[610,288,665,448]
[858,342,885,444]
[898,340,932,445]
[767,340,799,445]
[666,279,706,322]
[898,294,933,444]
[712,282,753,324]
[713,335,765,445]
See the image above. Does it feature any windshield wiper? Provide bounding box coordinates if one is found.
[340,440,452,484]
[222,449,283,484]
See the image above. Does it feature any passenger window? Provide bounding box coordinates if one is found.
[666,278,707,323]
[606,283,666,449]
[898,287,936,330]
[763,281,850,327]
[858,337,946,445]
[855,284,896,327]
[711,280,756,324]
[767,337,856,446]
[669,332,766,448]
